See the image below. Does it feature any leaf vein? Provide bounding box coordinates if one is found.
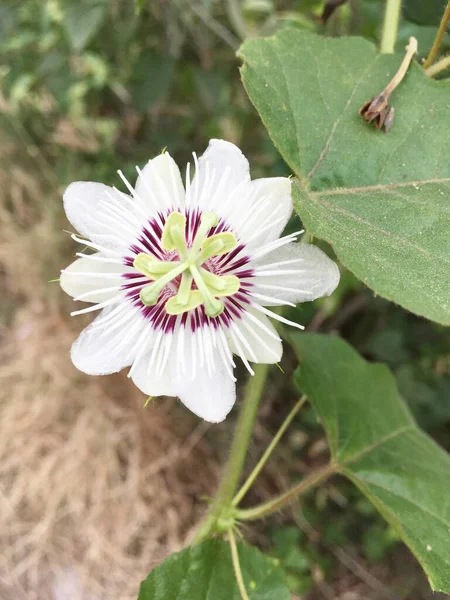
[351,477,450,531]
[306,57,374,182]
[308,192,450,263]
[340,424,415,465]
[315,178,450,196]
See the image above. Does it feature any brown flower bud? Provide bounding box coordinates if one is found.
[359,37,417,133]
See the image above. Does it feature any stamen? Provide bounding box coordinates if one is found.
[161,212,187,257]
[199,268,226,291]
[133,253,181,279]
[176,271,194,305]
[200,270,240,297]
[140,262,188,306]
[197,232,237,262]
[190,264,223,317]
[190,212,218,255]
[166,290,203,315]
[130,208,243,317]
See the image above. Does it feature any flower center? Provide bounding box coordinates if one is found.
[133,211,240,317]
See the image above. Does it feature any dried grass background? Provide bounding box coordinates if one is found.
[0,314,219,600]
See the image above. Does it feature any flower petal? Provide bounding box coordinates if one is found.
[238,177,292,248]
[60,254,126,303]
[252,243,340,306]
[131,325,236,422]
[64,182,139,251]
[190,139,250,212]
[227,309,282,364]
[177,360,236,422]
[71,305,146,375]
[130,343,178,398]
[135,152,185,212]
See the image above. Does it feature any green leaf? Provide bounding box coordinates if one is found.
[238,30,450,325]
[403,0,448,26]
[63,1,108,52]
[129,49,175,113]
[138,539,290,600]
[292,332,450,594]
[396,21,450,58]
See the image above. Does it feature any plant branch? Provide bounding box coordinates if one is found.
[423,1,450,69]
[232,395,308,507]
[426,54,450,77]
[193,363,270,543]
[236,462,337,522]
[359,37,417,131]
[228,529,250,600]
[380,0,402,54]
[383,37,418,96]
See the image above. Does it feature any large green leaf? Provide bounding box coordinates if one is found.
[138,539,290,600]
[292,332,450,594]
[238,30,450,325]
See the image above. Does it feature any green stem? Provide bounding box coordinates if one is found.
[232,395,307,507]
[236,463,336,522]
[426,54,450,77]
[193,363,270,543]
[228,529,250,600]
[301,229,313,245]
[380,0,402,54]
[423,1,450,69]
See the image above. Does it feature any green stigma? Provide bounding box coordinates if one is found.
[133,211,239,316]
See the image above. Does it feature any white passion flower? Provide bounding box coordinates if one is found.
[60,140,339,422]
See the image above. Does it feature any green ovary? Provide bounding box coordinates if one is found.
[133,211,240,318]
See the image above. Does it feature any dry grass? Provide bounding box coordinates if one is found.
[0,311,219,600]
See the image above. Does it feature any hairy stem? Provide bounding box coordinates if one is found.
[423,1,450,69]
[426,54,450,77]
[382,37,417,96]
[236,463,337,522]
[193,363,270,543]
[228,529,250,600]
[380,0,402,54]
[232,395,307,507]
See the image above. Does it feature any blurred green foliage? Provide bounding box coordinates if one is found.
[2,0,449,174]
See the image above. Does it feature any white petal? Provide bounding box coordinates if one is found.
[71,305,145,375]
[64,182,139,251]
[131,325,236,422]
[135,152,185,212]
[177,357,236,422]
[190,139,250,211]
[130,348,177,397]
[237,177,292,248]
[60,254,126,303]
[227,310,282,364]
[252,243,340,306]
